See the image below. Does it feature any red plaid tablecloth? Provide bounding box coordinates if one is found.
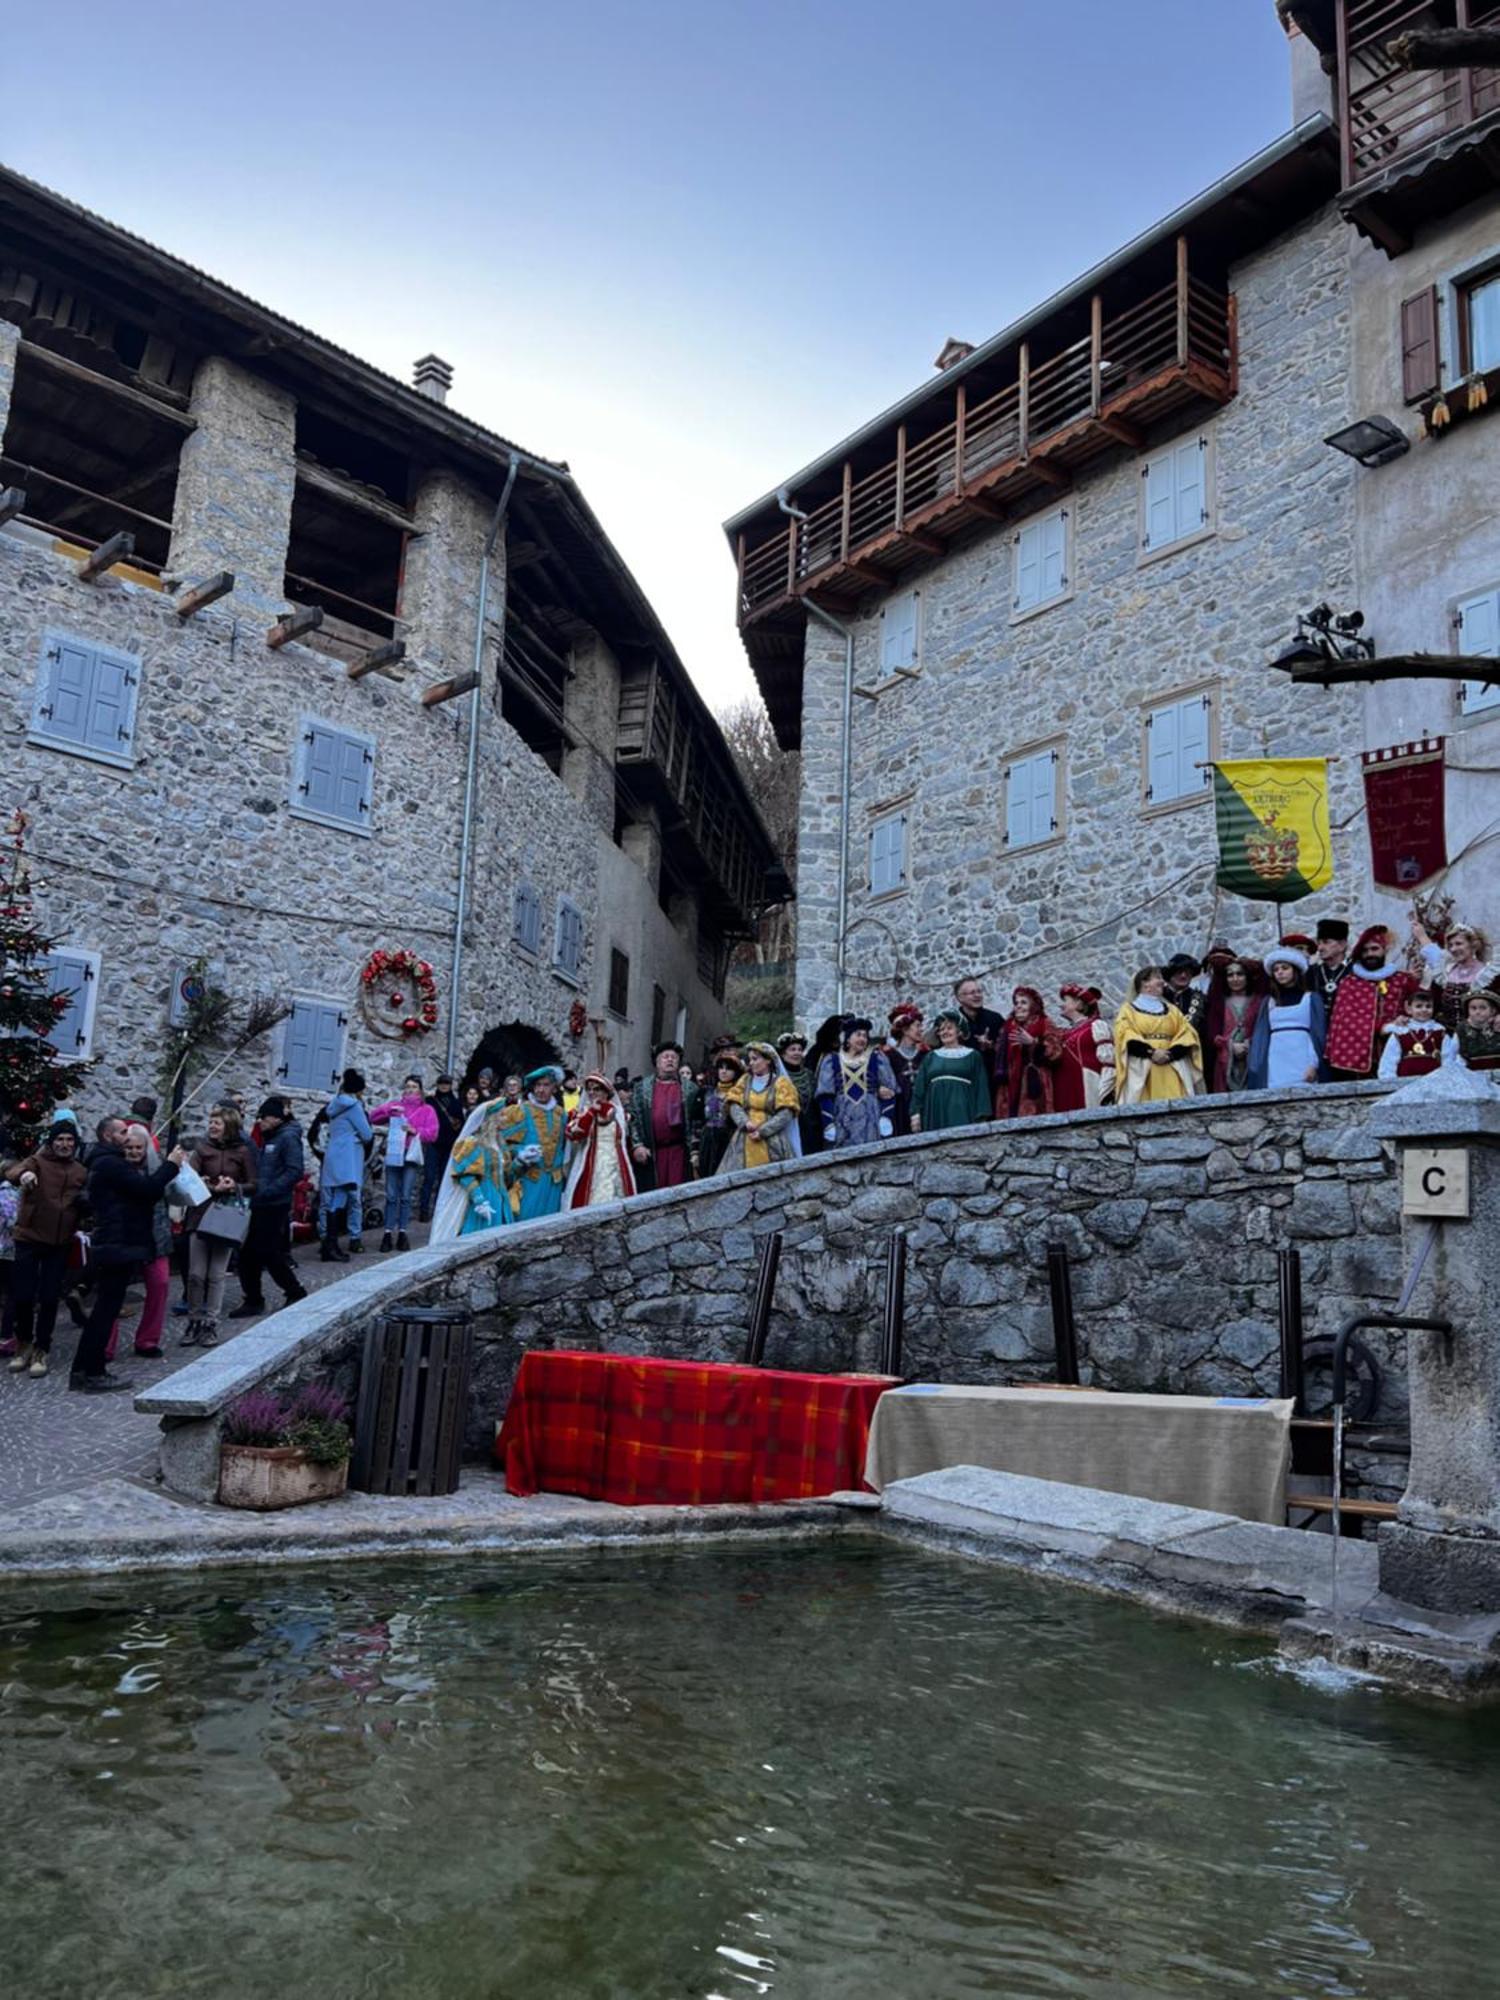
[495,1350,894,1505]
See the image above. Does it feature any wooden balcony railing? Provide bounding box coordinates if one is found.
[1341,0,1500,188]
[737,253,1232,625]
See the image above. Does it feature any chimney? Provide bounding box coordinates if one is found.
[935,337,976,373]
[413,354,454,405]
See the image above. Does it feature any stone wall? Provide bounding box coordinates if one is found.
[152,1082,1405,1492]
[794,203,1364,1028]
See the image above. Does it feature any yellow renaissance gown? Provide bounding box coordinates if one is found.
[1112,996,1202,1104]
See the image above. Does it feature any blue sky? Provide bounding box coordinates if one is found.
[9,2,1296,706]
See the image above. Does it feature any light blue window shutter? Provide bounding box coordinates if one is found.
[1014,523,1041,611]
[1459,589,1500,714]
[1176,692,1211,795]
[280,1002,318,1087]
[1004,762,1030,847]
[1173,438,1208,540]
[882,591,918,670]
[84,646,140,759]
[870,814,905,893]
[44,951,94,1055]
[311,1003,346,1090]
[299,724,340,816]
[36,636,96,745]
[1147,702,1181,802]
[332,732,373,824]
[1040,509,1068,597]
[1008,750,1055,846]
[1144,455,1176,550]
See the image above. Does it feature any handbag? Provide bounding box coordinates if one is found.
[197,1197,250,1246]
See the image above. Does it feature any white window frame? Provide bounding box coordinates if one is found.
[553,896,585,986]
[867,806,909,899]
[878,589,922,675]
[1011,503,1072,621]
[37,947,101,1061]
[1002,739,1065,853]
[289,714,376,838]
[1142,684,1216,813]
[1456,583,1500,717]
[277,995,349,1095]
[29,629,142,772]
[1138,432,1215,563]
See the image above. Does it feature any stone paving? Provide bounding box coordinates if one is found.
[0,1223,432,1512]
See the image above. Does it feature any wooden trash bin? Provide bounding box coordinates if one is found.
[351,1306,475,1497]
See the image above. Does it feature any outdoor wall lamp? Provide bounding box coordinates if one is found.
[1271,603,1376,671]
[1323,415,1411,467]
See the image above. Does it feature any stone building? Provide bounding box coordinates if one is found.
[727,6,1499,1029]
[0,166,783,1124]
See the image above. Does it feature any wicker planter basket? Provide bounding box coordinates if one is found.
[218,1442,350,1510]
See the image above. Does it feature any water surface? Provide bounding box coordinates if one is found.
[4,1537,1498,1998]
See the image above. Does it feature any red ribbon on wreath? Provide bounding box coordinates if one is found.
[360,947,440,1037]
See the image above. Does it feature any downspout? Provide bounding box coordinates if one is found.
[447,450,520,1075]
[778,488,855,1015]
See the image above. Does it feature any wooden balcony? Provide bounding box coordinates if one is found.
[1337,0,1500,253]
[736,250,1234,631]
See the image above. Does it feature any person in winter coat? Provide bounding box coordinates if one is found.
[368,1074,439,1251]
[74,1122,186,1392]
[229,1097,308,1319]
[419,1073,465,1224]
[3,1122,87,1379]
[310,1069,373,1261]
[181,1106,258,1348]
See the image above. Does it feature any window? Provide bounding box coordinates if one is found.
[38,948,99,1060]
[1141,435,1211,555]
[868,809,908,897]
[650,983,667,1047]
[608,947,630,1018]
[1144,689,1214,807]
[30,630,141,769]
[1457,586,1500,716]
[512,881,541,955]
[1012,505,1070,617]
[553,898,584,984]
[278,998,347,1093]
[1459,267,1500,377]
[291,716,375,834]
[879,589,920,673]
[1003,744,1062,850]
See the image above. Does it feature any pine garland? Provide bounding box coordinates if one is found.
[0,808,93,1144]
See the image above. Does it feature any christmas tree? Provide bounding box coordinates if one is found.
[0,808,92,1144]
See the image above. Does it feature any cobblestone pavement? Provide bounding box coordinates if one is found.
[0,1223,431,1511]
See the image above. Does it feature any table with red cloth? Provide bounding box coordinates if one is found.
[495,1350,894,1505]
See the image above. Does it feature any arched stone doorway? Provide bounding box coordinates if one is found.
[464,1021,562,1092]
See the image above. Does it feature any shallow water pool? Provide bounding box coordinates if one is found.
[4,1536,1498,1999]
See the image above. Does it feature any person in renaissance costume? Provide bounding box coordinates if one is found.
[499,1066,571,1221]
[815,1017,898,1149]
[1163,955,1209,1038]
[1247,948,1326,1090]
[910,1010,992,1131]
[627,1043,702,1191]
[1325,923,1440,1081]
[698,1054,745,1178]
[1053,985,1115,1113]
[1306,918,1352,1009]
[1377,988,1457,1080]
[885,1003,927,1136]
[1112,967,1201,1104]
[719,1042,802,1171]
[564,1073,637,1209]
[1203,956,1265,1095]
[1457,988,1500,1074]
[776,1032,819,1154]
[1414,917,1498,1032]
[431,1095,515,1241]
[998,986,1063,1119]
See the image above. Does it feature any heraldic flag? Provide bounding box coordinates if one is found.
[1212,758,1333,904]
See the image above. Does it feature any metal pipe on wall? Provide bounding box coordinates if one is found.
[446,451,519,1077]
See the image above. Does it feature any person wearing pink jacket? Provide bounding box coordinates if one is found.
[368,1074,439,1251]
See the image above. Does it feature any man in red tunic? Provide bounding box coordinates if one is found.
[1325,924,1435,1080]
[626,1043,701,1190]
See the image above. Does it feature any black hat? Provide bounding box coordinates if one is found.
[839,1015,874,1043]
[1316,918,1350,943]
[257,1094,291,1121]
[652,1040,685,1060]
[1165,954,1201,977]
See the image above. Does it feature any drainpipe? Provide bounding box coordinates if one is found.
[447,451,520,1075]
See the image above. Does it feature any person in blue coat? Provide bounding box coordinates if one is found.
[310,1068,373,1261]
[1246,949,1327,1091]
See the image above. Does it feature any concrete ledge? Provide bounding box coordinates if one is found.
[880,1464,1379,1634]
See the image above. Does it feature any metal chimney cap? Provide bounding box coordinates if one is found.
[413,354,454,403]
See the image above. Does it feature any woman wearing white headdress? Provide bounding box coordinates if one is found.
[718,1042,803,1172]
[429,1096,514,1242]
[564,1074,637,1208]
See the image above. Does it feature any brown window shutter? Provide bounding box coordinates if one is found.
[1400,286,1440,403]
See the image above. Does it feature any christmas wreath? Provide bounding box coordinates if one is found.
[359,947,439,1038]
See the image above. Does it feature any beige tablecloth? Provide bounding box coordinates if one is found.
[864,1386,1293,1524]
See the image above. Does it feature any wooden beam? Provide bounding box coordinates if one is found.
[0,485,25,525]
[174,571,234,619]
[894,424,907,527]
[78,530,134,581]
[844,559,893,588]
[965,493,1010,520]
[346,639,408,680]
[1089,294,1103,416]
[1388,27,1500,69]
[1175,233,1190,366]
[20,341,195,429]
[954,382,967,494]
[1018,342,1030,456]
[422,670,480,707]
[267,605,324,649]
[1028,461,1070,490]
[294,456,417,534]
[1095,413,1145,448]
[904,528,945,555]
[840,462,852,561]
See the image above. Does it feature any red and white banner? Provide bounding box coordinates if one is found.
[1361,737,1447,889]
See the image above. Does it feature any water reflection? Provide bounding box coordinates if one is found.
[3,1541,1499,1999]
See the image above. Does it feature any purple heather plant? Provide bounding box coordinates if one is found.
[287,1382,352,1429]
[222,1389,289,1448]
